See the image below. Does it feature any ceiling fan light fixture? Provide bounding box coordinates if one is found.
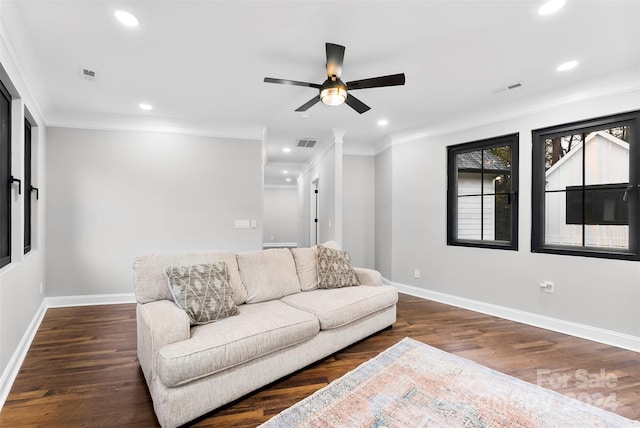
[538,0,565,16]
[115,10,139,27]
[320,84,347,106]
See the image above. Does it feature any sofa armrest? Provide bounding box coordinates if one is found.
[353,267,382,286]
[136,300,190,387]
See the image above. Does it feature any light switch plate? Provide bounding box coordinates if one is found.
[235,220,250,229]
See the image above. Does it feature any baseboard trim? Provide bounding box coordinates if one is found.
[391,281,640,353]
[0,299,47,410]
[0,293,137,411]
[45,293,136,308]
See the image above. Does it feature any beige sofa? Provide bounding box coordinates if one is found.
[132,243,398,427]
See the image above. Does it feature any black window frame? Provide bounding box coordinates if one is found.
[447,133,519,251]
[24,119,32,254]
[531,110,640,261]
[0,80,11,269]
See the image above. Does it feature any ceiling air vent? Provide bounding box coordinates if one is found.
[296,138,318,148]
[80,67,97,81]
[491,81,523,94]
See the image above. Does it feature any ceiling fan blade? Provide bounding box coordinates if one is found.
[264,77,321,89]
[346,73,406,90]
[295,95,321,112]
[326,43,345,79]
[345,93,370,114]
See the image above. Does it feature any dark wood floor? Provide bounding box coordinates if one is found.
[1,294,639,427]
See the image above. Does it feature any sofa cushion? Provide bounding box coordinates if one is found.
[236,248,301,303]
[291,247,318,291]
[281,285,398,330]
[157,300,319,387]
[317,245,360,289]
[165,262,239,325]
[291,241,343,292]
[133,251,248,305]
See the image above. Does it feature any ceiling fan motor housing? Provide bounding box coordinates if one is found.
[320,78,347,106]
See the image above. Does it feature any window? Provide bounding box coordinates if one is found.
[0,81,11,268]
[531,110,640,261]
[24,119,32,254]
[447,133,519,250]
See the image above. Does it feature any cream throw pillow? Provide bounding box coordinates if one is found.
[291,246,319,291]
[236,248,301,303]
[165,262,239,325]
[317,244,360,289]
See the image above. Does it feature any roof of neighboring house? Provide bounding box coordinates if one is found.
[545,130,629,177]
[457,150,510,172]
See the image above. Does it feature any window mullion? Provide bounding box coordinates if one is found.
[480,150,485,241]
[581,132,586,248]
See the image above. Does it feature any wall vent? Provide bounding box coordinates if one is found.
[296,138,318,148]
[80,67,97,80]
[491,81,523,94]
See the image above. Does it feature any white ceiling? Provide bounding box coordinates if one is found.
[4,0,640,186]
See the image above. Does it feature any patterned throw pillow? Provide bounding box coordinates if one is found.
[317,244,360,289]
[164,262,239,325]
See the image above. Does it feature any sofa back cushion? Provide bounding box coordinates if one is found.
[291,247,317,291]
[133,251,248,305]
[291,241,342,291]
[236,248,301,303]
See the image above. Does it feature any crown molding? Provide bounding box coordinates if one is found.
[386,68,640,151]
[45,117,265,141]
[0,12,46,125]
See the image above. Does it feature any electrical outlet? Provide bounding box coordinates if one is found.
[414,269,421,279]
[540,280,554,293]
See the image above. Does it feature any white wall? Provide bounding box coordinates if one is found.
[0,4,47,394]
[374,148,392,278]
[306,144,337,244]
[45,127,263,296]
[296,171,310,248]
[263,186,297,246]
[318,145,336,244]
[377,90,640,339]
[343,155,375,268]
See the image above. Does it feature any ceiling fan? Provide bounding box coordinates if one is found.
[264,43,405,114]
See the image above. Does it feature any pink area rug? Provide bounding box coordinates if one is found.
[261,337,639,427]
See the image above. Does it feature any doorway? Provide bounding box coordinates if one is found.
[311,178,319,245]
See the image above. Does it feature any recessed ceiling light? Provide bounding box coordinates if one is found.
[557,60,578,72]
[377,119,389,127]
[285,178,292,182]
[282,147,291,153]
[538,0,565,16]
[115,10,139,27]
[282,170,288,174]
[139,103,153,111]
